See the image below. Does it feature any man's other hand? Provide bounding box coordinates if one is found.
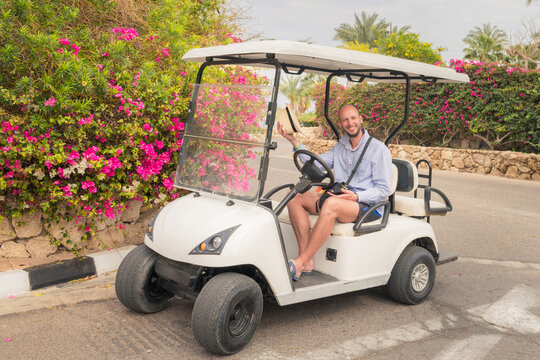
[329,188,359,202]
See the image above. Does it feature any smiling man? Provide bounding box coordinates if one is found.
[277,104,393,280]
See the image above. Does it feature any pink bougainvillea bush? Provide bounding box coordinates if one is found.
[0,0,245,252]
[313,61,538,152]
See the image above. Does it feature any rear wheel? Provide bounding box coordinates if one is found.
[192,273,263,355]
[115,245,173,313]
[386,246,436,305]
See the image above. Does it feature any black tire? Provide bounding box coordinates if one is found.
[386,246,436,305]
[115,245,173,314]
[192,273,263,355]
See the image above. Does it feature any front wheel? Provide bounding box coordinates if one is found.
[386,246,436,305]
[115,245,173,313]
[192,273,263,355]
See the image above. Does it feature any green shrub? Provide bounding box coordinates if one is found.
[313,60,539,152]
[298,112,316,127]
[0,0,238,252]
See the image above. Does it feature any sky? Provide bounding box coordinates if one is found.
[237,0,539,62]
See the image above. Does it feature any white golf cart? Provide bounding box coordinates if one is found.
[115,41,469,355]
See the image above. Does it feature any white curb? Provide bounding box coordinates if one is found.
[0,269,31,297]
[91,245,136,275]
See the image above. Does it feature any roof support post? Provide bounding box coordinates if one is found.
[384,72,411,146]
[324,73,344,139]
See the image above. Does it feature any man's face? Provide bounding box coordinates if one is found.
[339,105,363,138]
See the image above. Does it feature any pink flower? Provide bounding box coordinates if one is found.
[161,48,170,58]
[163,178,174,191]
[180,71,187,76]
[44,97,56,106]
[79,115,93,125]
[59,38,70,45]
[81,180,97,193]
[68,151,80,161]
[71,44,80,55]
[101,52,109,57]
[97,64,104,71]
[112,27,139,41]
[61,186,72,198]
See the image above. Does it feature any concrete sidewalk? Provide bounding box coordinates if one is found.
[0,245,136,298]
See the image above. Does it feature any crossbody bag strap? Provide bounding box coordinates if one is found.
[345,134,373,186]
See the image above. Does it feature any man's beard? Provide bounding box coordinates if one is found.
[344,127,361,138]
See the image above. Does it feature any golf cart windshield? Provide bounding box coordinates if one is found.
[175,83,273,200]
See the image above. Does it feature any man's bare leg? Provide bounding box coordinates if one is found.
[286,191,319,272]
[290,196,359,277]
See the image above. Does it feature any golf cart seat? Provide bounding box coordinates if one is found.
[276,165,399,236]
[392,159,452,217]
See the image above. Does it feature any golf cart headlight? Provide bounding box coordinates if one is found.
[210,236,222,250]
[146,220,155,241]
[190,225,240,255]
[146,209,163,241]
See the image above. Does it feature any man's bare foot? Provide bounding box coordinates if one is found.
[303,259,315,272]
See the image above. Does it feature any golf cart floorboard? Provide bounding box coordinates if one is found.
[295,271,338,289]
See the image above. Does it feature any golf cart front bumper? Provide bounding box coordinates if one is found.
[436,250,458,265]
[155,256,205,298]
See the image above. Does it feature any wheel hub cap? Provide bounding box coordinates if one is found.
[411,264,429,292]
[229,300,252,337]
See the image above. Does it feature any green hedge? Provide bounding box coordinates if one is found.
[313,61,539,153]
[0,0,236,250]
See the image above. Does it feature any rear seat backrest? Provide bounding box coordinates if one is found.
[392,159,418,193]
[390,163,399,195]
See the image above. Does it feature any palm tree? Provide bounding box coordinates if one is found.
[506,18,540,69]
[507,41,539,69]
[463,23,508,62]
[279,75,313,116]
[383,22,412,38]
[334,11,390,48]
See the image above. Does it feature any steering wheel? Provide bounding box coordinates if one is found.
[293,149,335,187]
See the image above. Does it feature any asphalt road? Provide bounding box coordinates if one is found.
[1,138,539,359]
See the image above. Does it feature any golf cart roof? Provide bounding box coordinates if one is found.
[182,40,470,84]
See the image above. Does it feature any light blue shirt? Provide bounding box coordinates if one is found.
[298,131,392,205]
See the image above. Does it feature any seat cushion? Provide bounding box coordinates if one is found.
[394,195,447,217]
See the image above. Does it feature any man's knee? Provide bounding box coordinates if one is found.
[319,196,340,216]
[320,197,359,221]
[287,193,302,207]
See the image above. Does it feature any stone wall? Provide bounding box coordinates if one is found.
[0,199,158,259]
[389,145,540,181]
[296,132,540,181]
